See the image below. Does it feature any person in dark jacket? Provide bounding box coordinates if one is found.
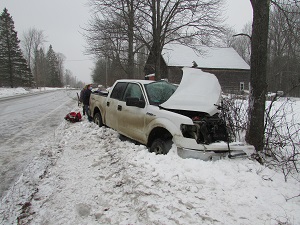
[79,85,88,115]
[82,84,93,121]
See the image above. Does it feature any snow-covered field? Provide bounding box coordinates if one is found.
[0,88,300,225]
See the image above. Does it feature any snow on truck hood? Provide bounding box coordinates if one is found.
[160,67,221,115]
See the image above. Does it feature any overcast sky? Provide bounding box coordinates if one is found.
[0,0,252,84]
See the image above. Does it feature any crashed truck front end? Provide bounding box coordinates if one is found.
[160,68,254,160]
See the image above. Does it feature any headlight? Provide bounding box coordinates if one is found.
[181,124,197,139]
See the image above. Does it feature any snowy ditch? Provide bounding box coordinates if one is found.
[1,104,300,224]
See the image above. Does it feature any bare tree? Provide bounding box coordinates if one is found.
[64,69,73,86]
[85,0,145,78]
[264,96,300,181]
[232,23,252,64]
[223,24,251,65]
[221,27,236,48]
[85,0,225,80]
[267,4,300,96]
[228,2,299,96]
[137,0,225,80]
[22,28,46,87]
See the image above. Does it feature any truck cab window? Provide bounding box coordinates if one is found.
[145,81,177,105]
[123,83,144,101]
[110,82,128,100]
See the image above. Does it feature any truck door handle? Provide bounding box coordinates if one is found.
[107,102,110,107]
[117,105,122,111]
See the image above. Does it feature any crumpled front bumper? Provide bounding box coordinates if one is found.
[176,142,255,161]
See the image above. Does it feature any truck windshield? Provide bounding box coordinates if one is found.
[145,81,178,106]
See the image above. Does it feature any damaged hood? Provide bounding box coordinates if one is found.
[160,67,221,115]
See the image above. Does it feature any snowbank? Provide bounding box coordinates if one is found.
[0,87,72,98]
[0,87,29,98]
[0,88,299,225]
[1,111,299,225]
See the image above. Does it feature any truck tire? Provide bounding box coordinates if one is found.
[150,138,173,155]
[94,112,103,127]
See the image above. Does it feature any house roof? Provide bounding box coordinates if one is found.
[162,43,250,70]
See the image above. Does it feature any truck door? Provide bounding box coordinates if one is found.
[105,82,128,129]
[117,83,147,143]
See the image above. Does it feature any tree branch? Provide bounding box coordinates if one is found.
[233,33,252,40]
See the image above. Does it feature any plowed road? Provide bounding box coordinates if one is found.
[0,90,78,198]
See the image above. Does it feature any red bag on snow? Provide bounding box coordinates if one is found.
[64,112,82,123]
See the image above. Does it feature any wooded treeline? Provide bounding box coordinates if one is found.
[0,8,80,88]
[227,3,300,97]
[228,0,299,155]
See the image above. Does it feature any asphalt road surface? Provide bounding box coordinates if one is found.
[0,89,78,198]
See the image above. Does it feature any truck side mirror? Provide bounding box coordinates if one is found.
[126,97,145,108]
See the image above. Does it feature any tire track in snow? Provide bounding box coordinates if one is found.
[0,93,70,117]
[0,91,77,198]
[1,96,74,145]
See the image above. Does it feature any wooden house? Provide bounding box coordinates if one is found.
[144,43,251,94]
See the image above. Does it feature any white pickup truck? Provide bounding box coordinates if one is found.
[89,67,254,160]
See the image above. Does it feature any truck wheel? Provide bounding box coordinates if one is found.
[94,112,103,127]
[150,138,172,155]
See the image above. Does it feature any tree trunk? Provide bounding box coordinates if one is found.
[127,0,135,79]
[151,0,162,80]
[246,0,270,154]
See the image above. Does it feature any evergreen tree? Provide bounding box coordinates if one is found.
[35,47,47,87]
[64,69,72,86]
[0,8,33,87]
[46,45,62,87]
[91,58,106,84]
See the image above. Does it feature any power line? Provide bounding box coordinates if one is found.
[65,59,92,62]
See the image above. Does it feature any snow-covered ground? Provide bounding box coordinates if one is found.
[0,87,69,98]
[0,88,79,199]
[0,88,300,225]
